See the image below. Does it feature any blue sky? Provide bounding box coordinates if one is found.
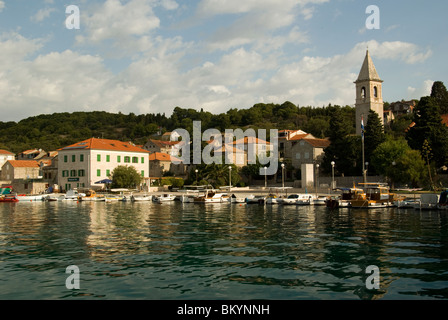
[0,0,446,122]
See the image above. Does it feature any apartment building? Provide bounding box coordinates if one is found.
[58,138,149,191]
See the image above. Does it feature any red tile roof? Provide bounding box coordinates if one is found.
[148,139,180,148]
[7,160,40,168]
[60,138,149,153]
[0,149,14,155]
[148,152,182,162]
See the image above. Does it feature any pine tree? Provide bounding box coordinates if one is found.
[430,81,448,114]
[364,110,386,174]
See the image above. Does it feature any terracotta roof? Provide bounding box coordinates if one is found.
[442,114,448,126]
[0,149,14,155]
[288,134,310,141]
[303,138,331,148]
[214,145,245,153]
[148,139,180,148]
[6,160,40,168]
[60,138,149,153]
[148,152,182,162]
[232,137,271,145]
[21,149,42,155]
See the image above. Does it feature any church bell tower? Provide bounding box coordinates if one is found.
[355,50,384,135]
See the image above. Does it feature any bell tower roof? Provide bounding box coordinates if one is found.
[355,50,383,83]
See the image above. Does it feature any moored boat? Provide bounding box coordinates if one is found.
[0,195,19,203]
[154,194,176,202]
[326,187,364,209]
[350,183,394,208]
[130,194,153,202]
[16,194,45,202]
[193,191,226,203]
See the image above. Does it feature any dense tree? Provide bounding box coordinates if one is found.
[406,96,448,168]
[322,106,361,176]
[110,165,142,189]
[371,136,426,187]
[430,81,448,114]
[364,110,386,174]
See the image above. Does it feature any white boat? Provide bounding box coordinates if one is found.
[415,193,439,210]
[228,194,245,203]
[59,190,86,201]
[104,194,123,202]
[295,194,315,205]
[312,196,328,206]
[193,191,226,203]
[16,194,45,202]
[154,194,176,202]
[394,198,420,208]
[245,195,266,204]
[265,194,280,204]
[130,194,153,201]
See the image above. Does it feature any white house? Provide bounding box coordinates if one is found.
[58,138,150,191]
[0,149,15,170]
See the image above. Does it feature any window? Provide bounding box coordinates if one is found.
[361,87,366,99]
[97,169,101,177]
[296,153,301,160]
[141,157,145,164]
[132,157,138,163]
[70,170,77,177]
[72,155,76,162]
[80,154,84,162]
[117,156,121,163]
[304,152,310,159]
[97,154,101,162]
[106,169,110,177]
[78,170,85,177]
[141,170,145,177]
[64,155,68,163]
[373,86,378,98]
[62,170,69,177]
[124,156,130,163]
[106,155,110,162]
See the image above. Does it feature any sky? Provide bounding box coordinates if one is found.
[0,0,447,122]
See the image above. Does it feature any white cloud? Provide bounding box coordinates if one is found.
[0,1,5,12]
[31,7,57,22]
[79,0,161,45]
[407,80,434,100]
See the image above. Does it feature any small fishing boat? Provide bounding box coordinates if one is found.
[154,194,176,202]
[265,194,280,204]
[16,194,45,202]
[0,195,19,203]
[194,191,226,203]
[130,194,153,201]
[228,194,245,203]
[245,195,266,204]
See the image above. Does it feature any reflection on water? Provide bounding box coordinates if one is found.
[0,201,448,300]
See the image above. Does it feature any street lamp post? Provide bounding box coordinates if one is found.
[195,169,198,184]
[331,161,335,192]
[264,166,267,189]
[365,162,369,182]
[315,164,320,196]
[228,166,232,191]
[281,163,285,190]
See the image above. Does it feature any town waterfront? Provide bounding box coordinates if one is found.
[1,200,448,300]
